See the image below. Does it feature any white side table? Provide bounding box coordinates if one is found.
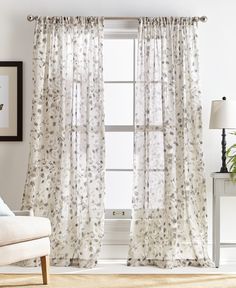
[211,172,236,267]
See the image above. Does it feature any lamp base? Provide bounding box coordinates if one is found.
[220,128,228,173]
[220,166,228,173]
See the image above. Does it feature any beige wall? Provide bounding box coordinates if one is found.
[1,0,236,263]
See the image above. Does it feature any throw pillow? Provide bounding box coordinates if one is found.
[0,197,15,216]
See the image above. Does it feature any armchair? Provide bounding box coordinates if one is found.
[0,211,51,285]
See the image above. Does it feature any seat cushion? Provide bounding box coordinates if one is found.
[0,237,50,265]
[0,216,51,247]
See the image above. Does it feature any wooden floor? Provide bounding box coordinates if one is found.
[0,274,236,288]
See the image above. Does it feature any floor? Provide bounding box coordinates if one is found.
[2,274,236,288]
[1,260,236,274]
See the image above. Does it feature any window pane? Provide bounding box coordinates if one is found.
[104,39,133,81]
[104,83,133,125]
[106,132,133,169]
[135,39,161,82]
[105,172,133,209]
[135,131,164,170]
[135,82,163,126]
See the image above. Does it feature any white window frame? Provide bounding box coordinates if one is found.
[104,31,136,216]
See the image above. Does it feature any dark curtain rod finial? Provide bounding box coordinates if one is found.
[200,16,208,22]
[27,15,35,22]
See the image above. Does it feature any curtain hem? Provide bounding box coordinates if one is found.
[16,258,98,268]
[127,258,215,269]
[50,258,97,268]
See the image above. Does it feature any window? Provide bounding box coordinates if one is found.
[103,38,136,209]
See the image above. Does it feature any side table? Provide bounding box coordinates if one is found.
[211,172,236,267]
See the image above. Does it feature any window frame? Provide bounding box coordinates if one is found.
[104,36,136,174]
[103,30,165,214]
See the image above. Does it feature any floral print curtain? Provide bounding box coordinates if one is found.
[128,17,212,268]
[22,17,105,268]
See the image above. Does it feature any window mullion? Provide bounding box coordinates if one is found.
[105,125,134,132]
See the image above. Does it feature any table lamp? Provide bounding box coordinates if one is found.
[209,97,236,172]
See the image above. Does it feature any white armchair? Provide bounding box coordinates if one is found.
[0,211,51,285]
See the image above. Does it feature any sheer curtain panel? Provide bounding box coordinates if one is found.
[22,17,105,268]
[128,17,212,268]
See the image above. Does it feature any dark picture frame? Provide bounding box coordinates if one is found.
[0,61,23,141]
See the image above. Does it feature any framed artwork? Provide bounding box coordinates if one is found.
[0,61,23,141]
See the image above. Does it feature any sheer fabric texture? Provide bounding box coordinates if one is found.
[128,17,212,268]
[22,17,105,268]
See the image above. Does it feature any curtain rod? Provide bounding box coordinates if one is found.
[27,15,208,23]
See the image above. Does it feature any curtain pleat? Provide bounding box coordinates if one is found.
[22,16,105,268]
[128,17,213,268]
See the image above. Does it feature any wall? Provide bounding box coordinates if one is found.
[1,0,236,263]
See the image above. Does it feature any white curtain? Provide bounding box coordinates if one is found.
[128,17,212,268]
[22,17,105,268]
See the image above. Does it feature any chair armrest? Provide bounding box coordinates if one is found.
[13,210,34,216]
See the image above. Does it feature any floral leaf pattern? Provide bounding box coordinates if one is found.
[127,17,213,268]
[22,16,105,268]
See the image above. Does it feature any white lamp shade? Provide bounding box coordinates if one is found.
[209,100,236,129]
